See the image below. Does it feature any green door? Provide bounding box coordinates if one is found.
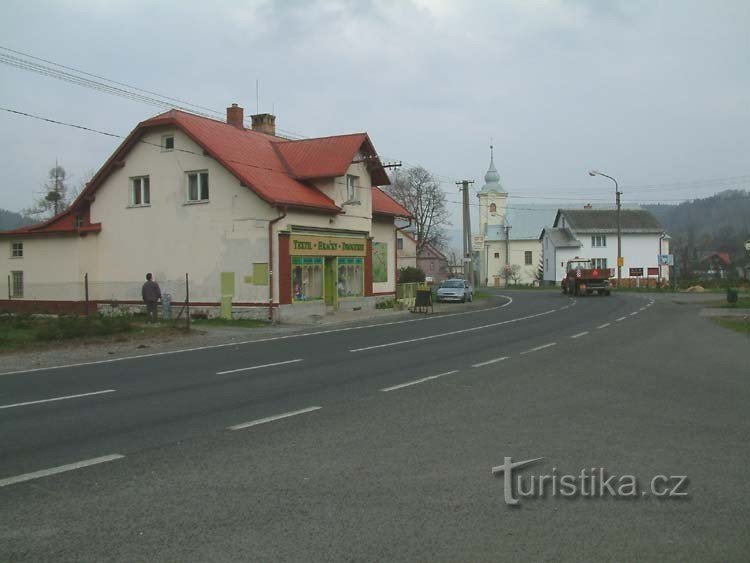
[325,257,337,307]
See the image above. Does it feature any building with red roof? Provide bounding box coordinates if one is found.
[1,104,411,320]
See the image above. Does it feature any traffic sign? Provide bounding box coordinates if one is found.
[658,254,674,266]
[617,257,624,267]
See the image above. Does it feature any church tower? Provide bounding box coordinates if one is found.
[477,144,508,236]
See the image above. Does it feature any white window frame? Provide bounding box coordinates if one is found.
[11,270,23,297]
[161,134,174,152]
[592,258,608,269]
[186,171,210,203]
[11,241,23,258]
[591,235,608,248]
[130,175,151,207]
[345,174,359,203]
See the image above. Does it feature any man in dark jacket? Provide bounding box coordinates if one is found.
[142,273,162,322]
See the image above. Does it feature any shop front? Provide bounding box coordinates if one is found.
[285,232,370,310]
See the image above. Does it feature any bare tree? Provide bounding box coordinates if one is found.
[24,164,75,219]
[386,166,450,253]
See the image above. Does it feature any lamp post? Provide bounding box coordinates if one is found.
[589,170,622,285]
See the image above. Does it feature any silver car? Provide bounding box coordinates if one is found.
[436,279,473,303]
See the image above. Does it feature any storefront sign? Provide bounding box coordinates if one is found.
[290,234,366,257]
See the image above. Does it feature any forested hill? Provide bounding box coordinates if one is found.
[0,208,34,231]
[644,190,750,258]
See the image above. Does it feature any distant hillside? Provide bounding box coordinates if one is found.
[643,189,750,265]
[0,208,34,231]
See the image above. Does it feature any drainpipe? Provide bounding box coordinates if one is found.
[268,206,287,321]
[395,218,413,283]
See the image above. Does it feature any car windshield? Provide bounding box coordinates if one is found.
[442,280,465,288]
[567,261,592,271]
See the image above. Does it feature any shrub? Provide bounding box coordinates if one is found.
[398,266,426,283]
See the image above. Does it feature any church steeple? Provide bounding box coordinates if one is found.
[480,142,505,193]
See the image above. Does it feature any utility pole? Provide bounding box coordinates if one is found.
[504,225,512,286]
[457,180,475,284]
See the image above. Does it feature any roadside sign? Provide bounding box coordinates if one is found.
[617,257,624,267]
[658,254,674,266]
[647,267,659,276]
[629,268,644,277]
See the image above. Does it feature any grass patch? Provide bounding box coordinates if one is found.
[0,314,136,351]
[375,299,395,310]
[711,317,750,334]
[189,317,270,328]
[719,297,750,309]
[473,291,492,300]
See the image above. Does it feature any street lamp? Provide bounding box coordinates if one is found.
[589,170,622,285]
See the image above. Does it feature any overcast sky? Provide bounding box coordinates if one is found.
[1,0,748,231]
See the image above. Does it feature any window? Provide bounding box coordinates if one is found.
[11,242,23,258]
[187,171,209,202]
[525,251,533,265]
[490,203,497,214]
[397,237,403,250]
[11,271,23,297]
[346,174,358,202]
[592,258,608,269]
[591,235,607,248]
[337,257,363,298]
[494,252,500,258]
[131,176,150,206]
[162,135,174,151]
[292,257,323,301]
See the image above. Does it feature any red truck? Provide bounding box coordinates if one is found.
[561,258,612,296]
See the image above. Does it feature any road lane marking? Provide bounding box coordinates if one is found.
[381,370,459,392]
[350,307,560,353]
[597,323,611,329]
[472,357,509,368]
[0,389,116,411]
[0,454,124,488]
[570,331,589,339]
[639,307,646,311]
[630,312,639,316]
[216,359,303,375]
[227,406,322,430]
[615,316,627,322]
[520,342,556,355]
[0,296,515,377]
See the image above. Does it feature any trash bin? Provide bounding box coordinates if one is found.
[162,293,172,319]
[727,287,738,304]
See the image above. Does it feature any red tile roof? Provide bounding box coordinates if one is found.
[372,187,411,218]
[2,109,400,236]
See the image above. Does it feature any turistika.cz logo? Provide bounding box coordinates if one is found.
[492,457,688,506]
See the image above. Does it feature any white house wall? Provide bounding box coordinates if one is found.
[88,127,277,303]
[482,239,541,286]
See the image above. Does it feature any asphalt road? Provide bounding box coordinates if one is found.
[1,289,748,561]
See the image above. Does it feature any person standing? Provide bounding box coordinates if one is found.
[141,273,162,322]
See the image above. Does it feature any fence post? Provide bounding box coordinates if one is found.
[185,272,190,331]
[84,272,90,316]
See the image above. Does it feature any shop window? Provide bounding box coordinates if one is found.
[292,257,323,301]
[337,257,363,298]
[525,251,533,265]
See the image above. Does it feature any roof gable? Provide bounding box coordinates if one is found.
[554,208,663,233]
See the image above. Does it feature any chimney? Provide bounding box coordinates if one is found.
[226,103,244,129]
[251,113,276,136]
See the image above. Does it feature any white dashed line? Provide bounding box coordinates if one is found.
[216,359,303,375]
[0,389,116,411]
[472,357,509,368]
[615,316,627,322]
[381,370,459,392]
[639,307,646,311]
[570,331,589,339]
[350,307,560,353]
[630,312,639,316]
[227,406,322,430]
[0,454,124,488]
[597,323,611,329]
[520,342,557,355]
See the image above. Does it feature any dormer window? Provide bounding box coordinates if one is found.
[346,174,358,203]
[162,135,174,151]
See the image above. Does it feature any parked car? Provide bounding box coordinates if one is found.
[436,279,473,302]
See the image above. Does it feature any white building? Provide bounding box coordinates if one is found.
[0,104,411,320]
[541,208,670,285]
[473,148,556,287]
